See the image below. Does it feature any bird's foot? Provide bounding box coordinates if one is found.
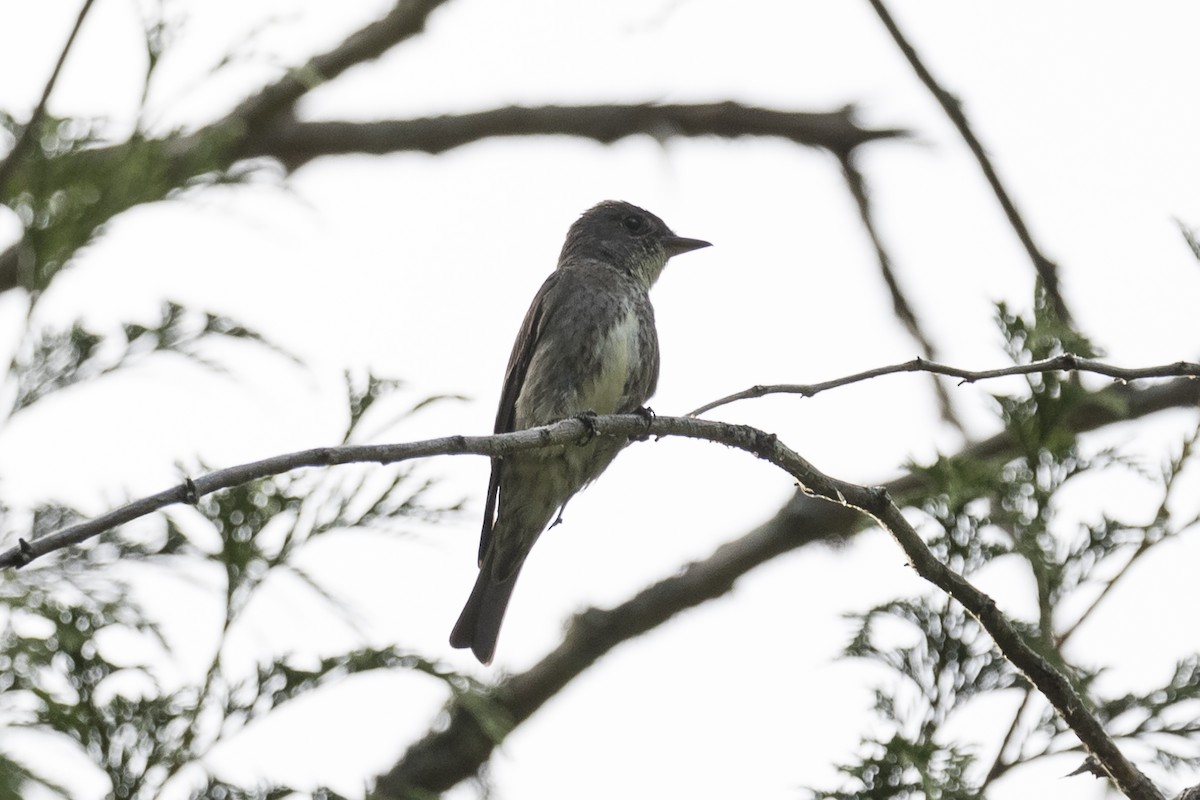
[574,410,600,444]
[632,406,656,441]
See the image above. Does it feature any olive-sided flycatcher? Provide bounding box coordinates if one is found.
[449,200,711,664]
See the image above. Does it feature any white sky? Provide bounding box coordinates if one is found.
[1,1,1199,799]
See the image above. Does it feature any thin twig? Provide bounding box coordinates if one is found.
[223,0,449,131]
[12,356,1195,567]
[865,0,1073,325]
[839,152,962,431]
[0,0,98,196]
[687,354,1200,417]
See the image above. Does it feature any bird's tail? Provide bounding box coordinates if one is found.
[449,549,523,665]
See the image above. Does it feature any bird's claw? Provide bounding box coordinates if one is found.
[574,410,600,444]
[632,406,656,441]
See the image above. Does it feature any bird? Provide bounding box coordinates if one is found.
[449,200,711,664]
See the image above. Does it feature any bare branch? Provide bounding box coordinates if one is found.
[244,102,905,170]
[838,151,961,430]
[0,0,908,298]
[0,0,98,195]
[0,100,905,295]
[9,382,1197,799]
[12,355,1194,569]
[382,474,856,795]
[221,0,450,131]
[865,0,1073,326]
[867,502,1161,799]
[383,419,1174,799]
[688,354,1200,417]
[379,377,1200,794]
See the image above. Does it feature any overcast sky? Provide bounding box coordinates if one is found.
[2,2,1199,799]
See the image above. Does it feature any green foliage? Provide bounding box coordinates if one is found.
[811,735,982,800]
[845,598,1024,731]
[341,371,467,445]
[344,372,409,444]
[993,289,1098,459]
[0,127,464,795]
[166,446,455,635]
[0,547,164,797]
[807,298,1200,798]
[189,781,354,800]
[0,1,242,297]
[0,28,471,791]
[4,119,244,294]
[0,380,464,798]
[7,300,294,414]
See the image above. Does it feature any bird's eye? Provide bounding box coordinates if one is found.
[622,214,648,235]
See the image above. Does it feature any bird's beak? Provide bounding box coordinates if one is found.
[663,236,712,257]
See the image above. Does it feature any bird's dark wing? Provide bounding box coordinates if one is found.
[478,271,562,564]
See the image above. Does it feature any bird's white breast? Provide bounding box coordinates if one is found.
[581,308,639,415]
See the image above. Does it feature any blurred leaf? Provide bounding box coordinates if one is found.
[0,751,72,799]
[816,298,1200,796]
[4,117,245,295]
[341,371,468,444]
[844,597,1022,731]
[809,735,982,800]
[220,647,435,733]
[0,371,460,799]
[9,301,297,413]
[343,371,406,443]
[187,779,306,800]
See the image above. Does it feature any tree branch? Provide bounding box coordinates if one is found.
[12,356,1195,569]
[0,1,910,296]
[687,354,1200,417]
[869,500,1162,800]
[379,376,1199,796]
[0,0,450,294]
[242,102,907,170]
[221,0,451,132]
[9,416,1165,796]
[1,0,910,297]
[0,0,98,196]
[837,151,961,430]
[865,0,1073,326]
[0,100,906,295]
[9,377,1196,799]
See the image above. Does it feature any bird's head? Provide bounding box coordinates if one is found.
[558,200,711,287]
